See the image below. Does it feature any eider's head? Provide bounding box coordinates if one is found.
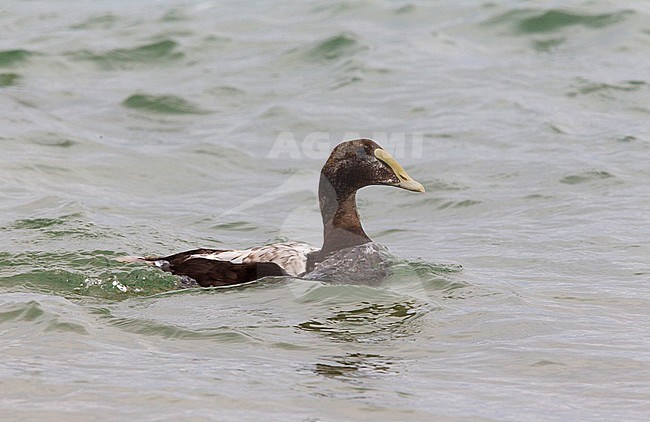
[321,139,425,195]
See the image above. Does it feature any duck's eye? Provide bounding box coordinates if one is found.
[355,146,366,158]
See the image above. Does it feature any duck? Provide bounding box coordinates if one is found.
[118,139,425,286]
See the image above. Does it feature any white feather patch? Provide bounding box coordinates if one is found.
[190,241,319,276]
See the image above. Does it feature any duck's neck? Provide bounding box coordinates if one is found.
[318,174,371,256]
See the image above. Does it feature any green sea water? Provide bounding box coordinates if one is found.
[1,1,649,420]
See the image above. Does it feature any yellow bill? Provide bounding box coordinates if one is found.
[374,148,425,193]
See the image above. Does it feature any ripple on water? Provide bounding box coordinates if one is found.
[479,8,634,53]
[559,170,614,185]
[160,8,189,23]
[0,295,89,335]
[292,257,466,342]
[26,132,79,148]
[211,221,260,232]
[122,93,210,115]
[70,40,183,70]
[11,217,68,230]
[531,37,565,52]
[0,49,34,67]
[0,267,180,300]
[69,13,120,30]
[103,314,253,342]
[0,73,20,87]
[303,33,368,62]
[436,199,482,210]
[514,9,632,34]
[482,9,633,34]
[269,32,368,95]
[312,352,397,379]
[8,214,104,240]
[387,260,470,299]
[409,196,482,211]
[0,250,180,299]
[566,79,646,98]
[296,298,424,342]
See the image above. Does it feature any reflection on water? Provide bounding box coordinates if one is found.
[313,353,395,380]
[386,260,484,302]
[297,300,424,342]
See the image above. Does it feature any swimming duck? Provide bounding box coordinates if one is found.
[118,139,424,286]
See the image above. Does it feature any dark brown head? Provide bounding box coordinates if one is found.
[321,139,425,197]
[314,139,425,257]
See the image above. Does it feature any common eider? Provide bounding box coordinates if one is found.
[118,139,425,286]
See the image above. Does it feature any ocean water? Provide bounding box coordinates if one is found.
[1,0,649,420]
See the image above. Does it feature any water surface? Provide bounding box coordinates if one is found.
[1,1,649,420]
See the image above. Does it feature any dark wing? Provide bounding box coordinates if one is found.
[118,241,319,287]
[148,249,286,287]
